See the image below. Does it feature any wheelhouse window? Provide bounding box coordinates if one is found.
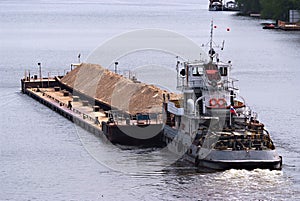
[192,67,202,76]
[219,67,228,76]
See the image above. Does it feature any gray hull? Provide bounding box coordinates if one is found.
[194,149,282,170]
[197,159,282,170]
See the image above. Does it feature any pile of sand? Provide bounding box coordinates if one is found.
[60,63,179,114]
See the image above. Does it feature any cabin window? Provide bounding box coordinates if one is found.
[219,67,228,76]
[192,67,201,76]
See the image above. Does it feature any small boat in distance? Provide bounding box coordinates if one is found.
[278,20,300,31]
[223,1,239,11]
[209,0,239,11]
[209,0,223,11]
[262,21,300,31]
[262,23,277,29]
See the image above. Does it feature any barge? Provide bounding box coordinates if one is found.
[21,63,178,146]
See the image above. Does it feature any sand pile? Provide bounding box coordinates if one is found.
[60,63,179,114]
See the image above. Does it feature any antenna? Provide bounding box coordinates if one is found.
[221,40,225,50]
[209,20,214,61]
[207,20,229,61]
[78,53,81,63]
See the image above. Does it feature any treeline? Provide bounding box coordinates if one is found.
[236,0,300,21]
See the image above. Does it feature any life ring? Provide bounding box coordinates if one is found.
[209,98,218,107]
[217,98,226,107]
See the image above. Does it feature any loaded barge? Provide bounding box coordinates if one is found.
[21,63,177,145]
[21,22,282,170]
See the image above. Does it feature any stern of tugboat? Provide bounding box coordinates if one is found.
[197,149,282,170]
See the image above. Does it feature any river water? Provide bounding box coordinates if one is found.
[1,0,300,200]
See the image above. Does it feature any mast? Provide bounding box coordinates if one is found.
[209,20,214,62]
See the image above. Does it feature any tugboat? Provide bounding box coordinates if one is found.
[163,21,282,170]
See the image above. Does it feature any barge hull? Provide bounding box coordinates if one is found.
[102,122,164,146]
[21,78,165,146]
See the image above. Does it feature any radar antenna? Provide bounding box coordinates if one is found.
[207,20,228,62]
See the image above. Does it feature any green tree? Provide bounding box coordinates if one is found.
[291,0,300,10]
[236,0,300,21]
[260,0,295,21]
[236,0,261,14]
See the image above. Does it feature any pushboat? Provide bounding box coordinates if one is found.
[162,21,282,170]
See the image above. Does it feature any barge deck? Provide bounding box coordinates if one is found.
[21,63,174,145]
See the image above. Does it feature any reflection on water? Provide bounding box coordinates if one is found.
[1,0,300,200]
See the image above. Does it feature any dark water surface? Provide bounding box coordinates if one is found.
[1,1,300,200]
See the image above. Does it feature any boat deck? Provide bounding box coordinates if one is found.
[25,86,163,128]
[26,87,109,129]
